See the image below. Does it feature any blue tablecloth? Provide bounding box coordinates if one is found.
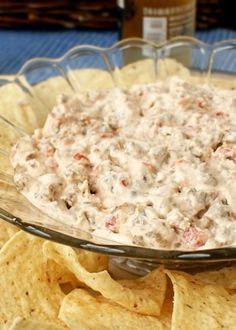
[0,28,236,74]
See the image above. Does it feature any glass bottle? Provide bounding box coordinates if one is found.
[118,0,196,43]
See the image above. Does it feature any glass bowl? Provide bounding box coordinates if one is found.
[1,36,236,272]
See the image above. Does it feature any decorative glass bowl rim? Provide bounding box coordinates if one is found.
[1,35,236,87]
[0,36,236,265]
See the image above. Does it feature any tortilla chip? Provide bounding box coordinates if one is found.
[194,267,236,289]
[208,75,236,90]
[0,174,19,249]
[32,76,74,111]
[43,241,167,316]
[117,269,167,314]
[0,231,65,327]
[118,59,156,88]
[0,80,45,134]
[46,259,79,288]
[59,288,171,330]
[0,317,66,330]
[162,276,174,313]
[156,58,191,80]
[0,119,23,155]
[74,249,109,273]
[166,270,236,330]
[0,164,12,184]
[0,221,19,249]
[46,249,108,288]
[118,58,191,88]
[67,69,113,92]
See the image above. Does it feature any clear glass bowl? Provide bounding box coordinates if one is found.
[1,37,236,271]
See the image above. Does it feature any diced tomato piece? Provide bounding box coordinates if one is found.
[120,179,128,187]
[100,131,116,138]
[105,216,117,232]
[198,101,205,108]
[219,146,232,153]
[215,111,227,117]
[57,116,66,125]
[46,145,54,156]
[73,153,89,162]
[218,146,236,161]
[182,226,206,248]
[49,159,58,170]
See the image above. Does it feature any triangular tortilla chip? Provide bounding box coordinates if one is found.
[43,241,167,316]
[59,288,171,330]
[166,270,236,330]
[0,231,66,327]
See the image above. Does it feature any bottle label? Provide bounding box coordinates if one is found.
[142,3,195,41]
[143,16,167,43]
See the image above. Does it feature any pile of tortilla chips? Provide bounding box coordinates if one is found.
[0,221,235,330]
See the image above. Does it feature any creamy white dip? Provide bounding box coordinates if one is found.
[11,77,236,250]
